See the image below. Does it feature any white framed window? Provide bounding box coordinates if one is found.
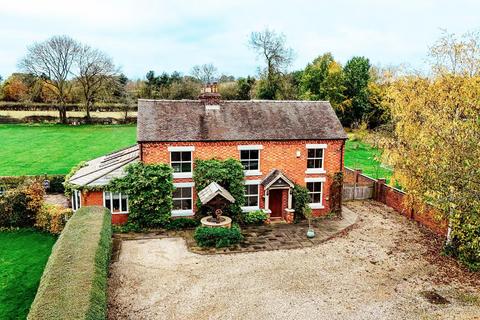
[72,189,81,211]
[238,145,263,176]
[172,182,194,216]
[306,181,324,209]
[306,144,327,174]
[103,191,129,214]
[168,146,194,178]
[242,180,260,212]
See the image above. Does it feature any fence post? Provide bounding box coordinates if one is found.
[353,169,362,200]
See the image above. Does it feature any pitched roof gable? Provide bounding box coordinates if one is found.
[137,99,347,142]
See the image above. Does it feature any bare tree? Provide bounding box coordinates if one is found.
[249,28,293,81]
[191,63,218,85]
[429,29,480,76]
[75,45,118,121]
[19,35,80,123]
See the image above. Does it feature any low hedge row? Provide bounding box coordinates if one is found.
[28,206,112,320]
[0,175,65,194]
[194,224,244,248]
[0,102,137,112]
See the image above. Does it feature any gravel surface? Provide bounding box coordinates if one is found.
[108,201,480,320]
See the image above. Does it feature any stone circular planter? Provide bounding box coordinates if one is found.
[200,216,232,229]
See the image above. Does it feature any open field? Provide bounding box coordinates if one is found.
[345,138,392,180]
[108,201,480,320]
[0,230,57,319]
[0,124,390,178]
[0,124,136,176]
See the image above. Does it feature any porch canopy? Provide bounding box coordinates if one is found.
[261,169,295,214]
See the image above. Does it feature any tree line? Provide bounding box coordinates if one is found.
[0,30,390,128]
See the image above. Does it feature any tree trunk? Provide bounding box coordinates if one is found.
[58,104,67,124]
[85,100,91,123]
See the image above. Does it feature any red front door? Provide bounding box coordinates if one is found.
[269,189,283,218]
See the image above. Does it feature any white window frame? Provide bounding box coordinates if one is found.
[242,180,261,212]
[305,177,325,209]
[305,144,327,174]
[168,146,195,178]
[172,182,194,217]
[238,145,263,176]
[103,191,129,214]
[71,189,81,211]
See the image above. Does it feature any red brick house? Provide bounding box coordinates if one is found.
[68,86,347,224]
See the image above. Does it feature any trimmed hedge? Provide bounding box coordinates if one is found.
[194,224,244,248]
[28,206,112,320]
[0,175,65,194]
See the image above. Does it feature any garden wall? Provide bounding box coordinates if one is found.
[28,206,112,320]
[344,167,448,236]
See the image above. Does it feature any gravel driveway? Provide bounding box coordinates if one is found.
[108,201,480,320]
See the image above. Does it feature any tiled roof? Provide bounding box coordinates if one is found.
[198,182,236,205]
[261,169,294,188]
[137,99,347,142]
[68,145,139,187]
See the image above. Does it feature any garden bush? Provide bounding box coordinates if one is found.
[193,158,245,221]
[166,217,200,230]
[35,204,73,234]
[28,206,112,320]
[194,224,244,248]
[292,184,310,222]
[0,180,44,228]
[109,162,174,228]
[244,210,268,225]
[445,212,480,271]
[0,175,65,194]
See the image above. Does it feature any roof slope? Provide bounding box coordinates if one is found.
[137,99,347,142]
[198,182,236,205]
[68,145,139,187]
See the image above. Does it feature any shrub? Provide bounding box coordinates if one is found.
[0,180,44,228]
[166,218,200,230]
[111,221,144,233]
[28,206,112,320]
[292,184,310,222]
[108,162,174,228]
[35,204,73,234]
[446,212,480,271]
[0,175,65,194]
[193,158,245,221]
[244,210,268,225]
[194,224,243,248]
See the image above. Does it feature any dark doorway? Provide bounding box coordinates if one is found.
[269,189,283,218]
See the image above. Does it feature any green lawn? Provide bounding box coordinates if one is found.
[0,124,136,176]
[0,230,57,319]
[345,138,393,180]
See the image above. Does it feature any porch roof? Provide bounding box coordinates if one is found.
[261,169,295,189]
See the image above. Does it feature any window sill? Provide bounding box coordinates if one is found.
[305,168,326,174]
[112,211,129,215]
[241,206,260,212]
[309,203,324,209]
[244,170,262,176]
[173,172,193,179]
[171,209,194,217]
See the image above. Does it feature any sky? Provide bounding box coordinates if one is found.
[1,0,479,80]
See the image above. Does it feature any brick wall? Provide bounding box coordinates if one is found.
[141,139,345,216]
[81,190,128,225]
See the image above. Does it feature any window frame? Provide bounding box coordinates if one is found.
[305,177,325,209]
[71,189,81,211]
[238,145,263,176]
[305,144,327,174]
[103,191,129,214]
[241,180,260,212]
[168,146,195,178]
[172,182,194,217]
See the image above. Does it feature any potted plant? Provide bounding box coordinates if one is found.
[304,205,315,238]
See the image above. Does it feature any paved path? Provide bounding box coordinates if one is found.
[113,206,358,255]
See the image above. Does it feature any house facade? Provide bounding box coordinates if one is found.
[68,85,347,224]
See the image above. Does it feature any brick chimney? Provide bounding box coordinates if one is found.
[199,82,221,104]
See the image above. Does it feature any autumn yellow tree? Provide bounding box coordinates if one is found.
[383,30,480,270]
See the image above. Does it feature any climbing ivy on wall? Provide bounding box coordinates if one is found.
[108,162,174,227]
[193,158,245,221]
